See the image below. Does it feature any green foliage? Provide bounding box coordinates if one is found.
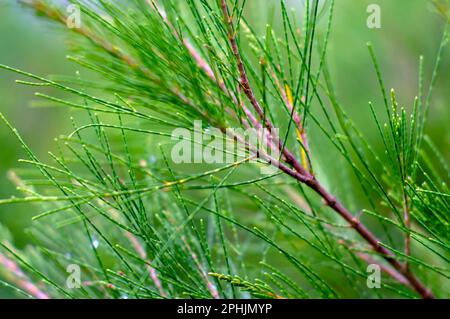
[0,0,448,299]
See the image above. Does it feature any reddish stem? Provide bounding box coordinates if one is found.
[219,0,433,299]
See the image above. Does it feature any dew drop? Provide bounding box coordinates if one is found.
[92,237,100,249]
[148,155,157,164]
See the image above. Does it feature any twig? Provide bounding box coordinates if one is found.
[24,0,211,120]
[219,0,308,177]
[219,0,433,299]
[126,232,167,297]
[20,0,434,299]
[181,236,219,299]
[357,252,410,287]
[0,251,50,299]
[337,238,411,287]
[403,193,412,275]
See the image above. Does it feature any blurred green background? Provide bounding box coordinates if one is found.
[0,0,448,297]
[0,1,74,248]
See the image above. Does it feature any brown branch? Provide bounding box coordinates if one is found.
[357,252,410,287]
[337,237,411,287]
[219,0,433,299]
[219,0,308,177]
[305,176,432,298]
[22,0,434,299]
[147,1,287,160]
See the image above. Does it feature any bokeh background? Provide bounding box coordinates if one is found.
[0,0,448,297]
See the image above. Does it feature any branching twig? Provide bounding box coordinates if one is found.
[219,0,308,177]
[17,0,435,299]
[219,0,433,299]
[0,251,50,299]
[126,232,167,297]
